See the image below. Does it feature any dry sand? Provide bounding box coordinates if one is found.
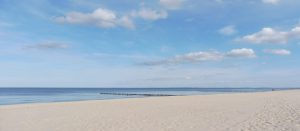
[1,90,300,131]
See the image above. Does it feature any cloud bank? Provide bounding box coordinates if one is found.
[141,48,256,66]
[54,0,189,29]
[55,6,172,29]
[23,42,70,50]
[262,0,280,5]
[218,25,237,36]
[263,49,291,55]
[54,8,135,29]
[237,25,300,44]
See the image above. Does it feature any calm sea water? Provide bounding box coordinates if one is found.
[0,88,288,105]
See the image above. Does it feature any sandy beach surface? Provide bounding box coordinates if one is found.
[1,90,300,131]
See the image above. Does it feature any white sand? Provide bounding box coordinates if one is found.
[1,90,300,131]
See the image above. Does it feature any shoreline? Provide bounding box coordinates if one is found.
[1,88,297,106]
[1,90,300,131]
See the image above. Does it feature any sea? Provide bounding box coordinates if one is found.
[0,88,292,105]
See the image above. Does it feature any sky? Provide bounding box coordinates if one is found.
[0,0,300,88]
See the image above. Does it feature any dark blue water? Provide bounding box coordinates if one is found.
[0,88,289,105]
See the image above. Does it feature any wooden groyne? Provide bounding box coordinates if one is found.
[99,92,176,97]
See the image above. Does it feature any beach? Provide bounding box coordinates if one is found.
[0,90,300,131]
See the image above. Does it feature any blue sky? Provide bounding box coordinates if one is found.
[0,0,300,87]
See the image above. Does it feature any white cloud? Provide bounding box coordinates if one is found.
[118,16,135,29]
[218,25,237,36]
[140,48,256,66]
[55,8,117,28]
[133,8,168,21]
[23,42,70,50]
[55,7,170,29]
[55,8,135,29]
[237,25,300,44]
[226,48,256,58]
[263,49,291,55]
[262,0,280,5]
[159,0,184,10]
[174,51,224,62]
